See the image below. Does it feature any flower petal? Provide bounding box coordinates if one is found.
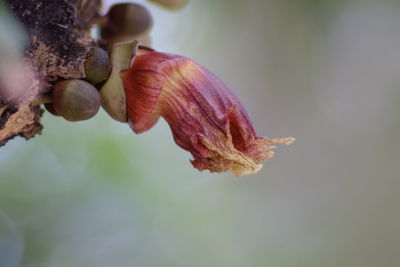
[123,49,294,176]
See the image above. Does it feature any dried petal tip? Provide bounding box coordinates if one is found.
[123,49,294,176]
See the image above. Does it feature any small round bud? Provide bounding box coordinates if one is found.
[101,3,153,41]
[84,47,111,85]
[52,80,101,121]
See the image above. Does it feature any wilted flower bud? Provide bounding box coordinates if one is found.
[52,79,101,122]
[122,48,294,176]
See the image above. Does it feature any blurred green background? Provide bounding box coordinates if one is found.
[1,0,400,266]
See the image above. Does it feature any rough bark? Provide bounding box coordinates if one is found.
[0,0,102,146]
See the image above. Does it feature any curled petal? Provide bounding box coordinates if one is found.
[123,49,294,176]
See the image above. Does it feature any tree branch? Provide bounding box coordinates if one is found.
[0,0,102,146]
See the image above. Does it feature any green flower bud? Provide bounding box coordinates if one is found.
[84,47,111,85]
[52,80,101,121]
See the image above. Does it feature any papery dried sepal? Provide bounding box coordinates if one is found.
[100,40,139,122]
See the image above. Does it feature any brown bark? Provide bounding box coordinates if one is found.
[0,0,102,146]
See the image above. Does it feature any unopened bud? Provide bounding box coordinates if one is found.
[101,3,153,44]
[84,47,111,85]
[52,80,101,121]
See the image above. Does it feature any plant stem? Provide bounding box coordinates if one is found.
[33,95,52,106]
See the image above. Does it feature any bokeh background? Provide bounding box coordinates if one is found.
[1,0,400,266]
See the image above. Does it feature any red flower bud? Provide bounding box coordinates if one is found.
[122,48,294,176]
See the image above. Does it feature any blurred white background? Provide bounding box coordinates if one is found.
[1,0,400,266]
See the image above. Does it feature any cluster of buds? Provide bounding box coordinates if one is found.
[37,1,294,177]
